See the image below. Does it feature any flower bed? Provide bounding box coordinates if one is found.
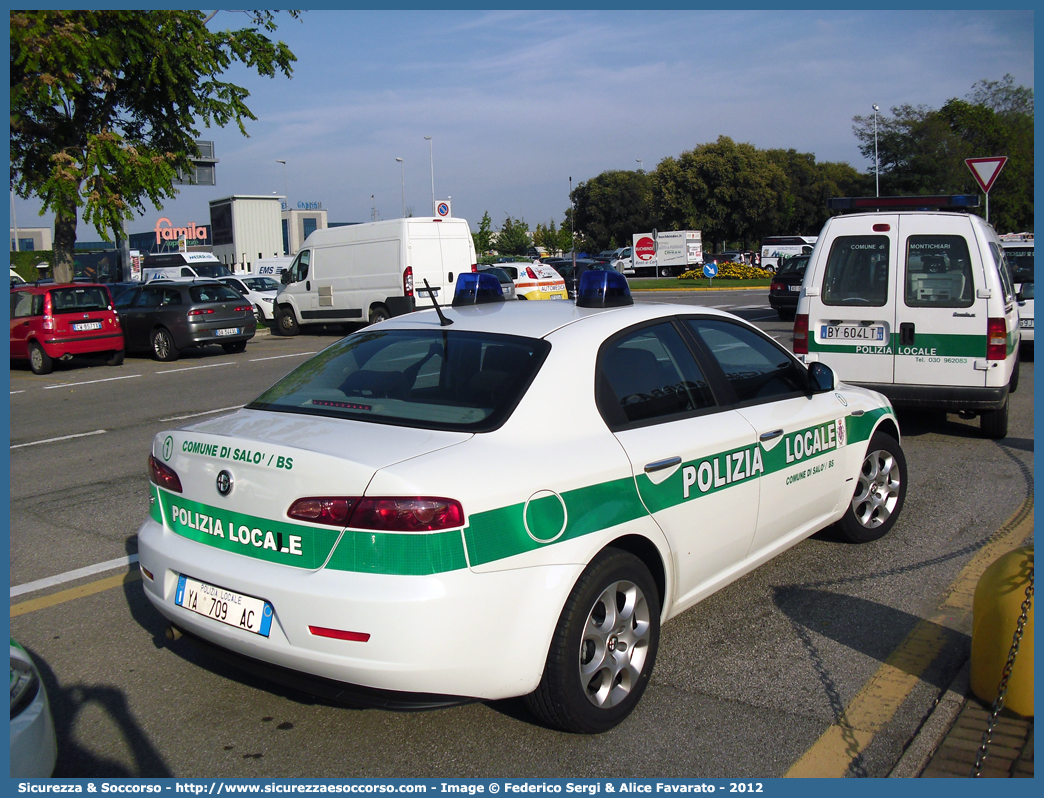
[678,261,774,280]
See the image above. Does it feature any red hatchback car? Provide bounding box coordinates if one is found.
[10,283,125,375]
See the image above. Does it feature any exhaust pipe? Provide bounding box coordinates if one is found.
[165,625,183,641]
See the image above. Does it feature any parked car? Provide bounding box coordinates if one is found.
[11,282,125,375]
[476,266,517,300]
[493,262,568,300]
[113,280,256,362]
[219,275,281,324]
[1017,280,1033,356]
[10,639,57,778]
[768,255,810,320]
[138,271,904,735]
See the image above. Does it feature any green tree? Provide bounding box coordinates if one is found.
[495,215,530,256]
[472,211,493,254]
[533,219,561,255]
[10,10,299,282]
[571,170,654,251]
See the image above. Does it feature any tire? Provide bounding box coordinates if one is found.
[525,548,660,734]
[28,342,53,375]
[151,328,179,362]
[777,308,795,321]
[276,306,300,336]
[221,341,247,354]
[980,392,1009,439]
[106,350,125,367]
[659,266,671,277]
[834,431,907,543]
[368,304,390,325]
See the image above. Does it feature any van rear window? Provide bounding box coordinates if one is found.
[821,236,890,307]
[904,236,974,308]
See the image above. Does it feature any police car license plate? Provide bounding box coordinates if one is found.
[72,321,102,331]
[820,324,887,342]
[175,575,273,637]
[216,327,240,337]
[1020,318,1033,328]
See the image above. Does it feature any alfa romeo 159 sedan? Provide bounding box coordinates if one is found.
[138,272,906,733]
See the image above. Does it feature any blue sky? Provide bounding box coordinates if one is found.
[11,9,1035,240]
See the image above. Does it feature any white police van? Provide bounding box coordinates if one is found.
[794,195,1020,438]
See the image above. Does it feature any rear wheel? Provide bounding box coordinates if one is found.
[221,341,247,354]
[276,306,300,336]
[28,342,53,375]
[525,548,660,734]
[105,350,125,367]
[834,431,907,543]
[980,393,1009,439]
[368,304,390,325]
[151,328,179,362]
[659,266,671,277]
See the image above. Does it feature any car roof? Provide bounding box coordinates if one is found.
[379,298,739,340]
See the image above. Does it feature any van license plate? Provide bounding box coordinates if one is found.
[216,327,240,337]
[820,324,887,342]
[72,321,103,331]
[419,288,439,298]
[175,575,273,637]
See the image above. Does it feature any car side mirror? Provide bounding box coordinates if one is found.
[1016,290,1024,302]
[808,361,835,393]
[280,270,291,285]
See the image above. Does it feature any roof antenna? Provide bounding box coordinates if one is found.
[424,279,453,326]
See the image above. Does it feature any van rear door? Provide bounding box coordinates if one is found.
[893,215,986,388]
[808,215,897,385]
[408,221,444,307]
[437,220,476,291]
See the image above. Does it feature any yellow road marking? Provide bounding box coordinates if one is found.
[10,569,142,618]
[786,497,1034,777]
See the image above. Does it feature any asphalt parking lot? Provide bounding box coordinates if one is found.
[8,288,1034,778]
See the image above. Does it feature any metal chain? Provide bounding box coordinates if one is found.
[971,565,1034,777]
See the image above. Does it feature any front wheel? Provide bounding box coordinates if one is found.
[525,548,660,734]
[834,431,907,543]
[980,393,1009,439]
[659,266,671,277]
[276,306,300,336]
[151,328,179,362]
[28,342,53,375]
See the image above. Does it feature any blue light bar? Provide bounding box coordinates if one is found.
[452,271,504,306]
[827,195,981,212]
[576,269,632,308]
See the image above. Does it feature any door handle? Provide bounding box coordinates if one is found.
[759,429,784,441]
[644,456,682,473]
[306,281,311,292]
[899,322,915,345]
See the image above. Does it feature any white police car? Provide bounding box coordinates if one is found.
[138,271,905,733]
[10,640,57,777]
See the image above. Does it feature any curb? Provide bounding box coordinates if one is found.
[889,660,970,777]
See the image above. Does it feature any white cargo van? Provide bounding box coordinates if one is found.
[142,252,231,282]
[253,256,294,278]
[794,196,1020,438]
[273,217,477,334]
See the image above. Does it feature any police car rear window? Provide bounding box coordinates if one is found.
[248,329,551,432]
[822,236,890,307]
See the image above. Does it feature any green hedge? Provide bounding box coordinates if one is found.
[10,250,53,281]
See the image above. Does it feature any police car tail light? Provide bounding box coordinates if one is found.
[793,314,809,354]
[287,497,356,527]
[350,498,464,531]
[308,626,370,643]
[148,455,183,493]
[987,318,1008,360]
[403,266,414,297]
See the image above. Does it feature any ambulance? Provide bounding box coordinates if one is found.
[793,195,1020,438]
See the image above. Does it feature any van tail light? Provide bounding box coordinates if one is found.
[793,314,809,355]
[403,266,414,297]
[148,455,183,493]
[286,496,464,531]
[526,266,538,280]
[987,317,1008,360]
[471,263,478,273]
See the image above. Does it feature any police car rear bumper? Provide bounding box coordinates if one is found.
[846,382,1008,411]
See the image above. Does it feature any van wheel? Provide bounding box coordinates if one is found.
[221,341,247,354]
[525,548,660,734]
[151,328,179,362]
[368,305,390,325]
[980,393,1009,439]
[106,350,125,367]
[276,306,300,336]
[834,431,907,543]
[28,342,53,375]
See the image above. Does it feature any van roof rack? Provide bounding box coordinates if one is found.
[828,195,980,213]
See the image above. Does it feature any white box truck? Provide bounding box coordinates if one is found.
[630,231,702,276]
[273,217,477,334]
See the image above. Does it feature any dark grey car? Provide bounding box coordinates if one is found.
[113,281,256,361]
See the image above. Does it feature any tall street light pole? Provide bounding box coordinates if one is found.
[872,104,880,198]
[423,136,434,216]
[395,158,405,218]
[569,176,575,270]
[275,159,288,209]
[636,159,643,173]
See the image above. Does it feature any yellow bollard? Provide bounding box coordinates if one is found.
[970,546,1034,716]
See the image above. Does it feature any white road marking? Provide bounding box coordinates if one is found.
[10,390,25,395]
[10,554,140,598]
[42,374,142,390]
[156,362,235,375]
[11,429,107,450]
[159,405,243,422]
[248,351,318,362]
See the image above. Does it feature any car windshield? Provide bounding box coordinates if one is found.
[190,284,242,303]
[1004,247,1033,284]
[248,328,551,432]
[49,286,111,313]
[778,256,809,276]
[242,277,279,292]
[193,264,234,278]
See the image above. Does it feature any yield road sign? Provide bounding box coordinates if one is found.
[965,157,1008,193]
